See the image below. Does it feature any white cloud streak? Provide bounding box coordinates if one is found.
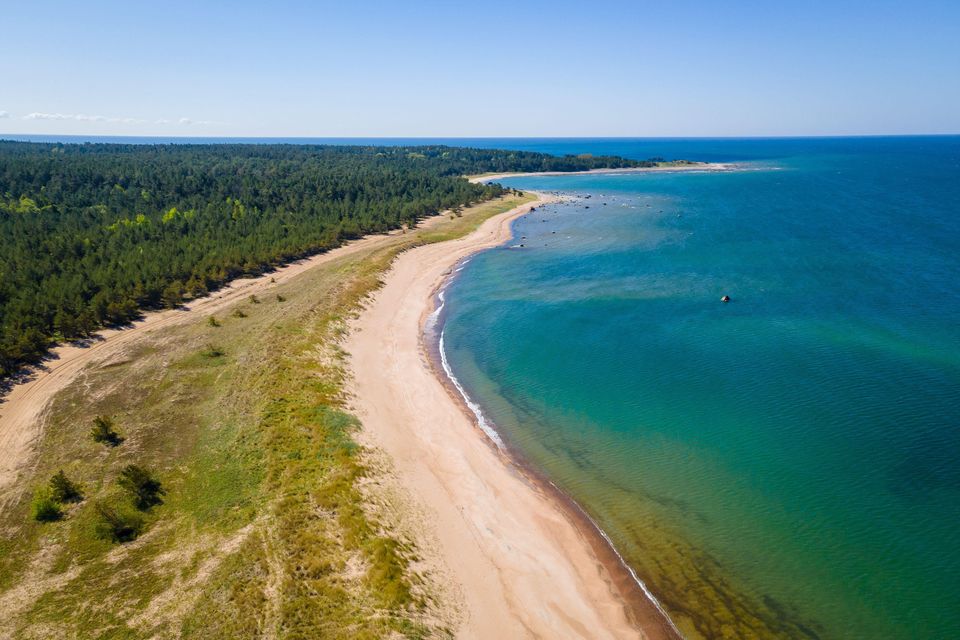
[24,112,147,124]
[0,111,9,119]
[20,112,226,126]
[177,117,224,126]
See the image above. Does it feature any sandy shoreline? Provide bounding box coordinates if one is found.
[472,162,732,184]
[346,195,682,638]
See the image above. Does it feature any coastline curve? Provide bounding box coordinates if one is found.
[421,203,685,639]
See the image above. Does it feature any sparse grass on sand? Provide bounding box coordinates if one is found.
[0,194,534,639]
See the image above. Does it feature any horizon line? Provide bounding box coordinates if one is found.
[2,132,960,142]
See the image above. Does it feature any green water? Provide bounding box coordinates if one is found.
[440,138,960,639]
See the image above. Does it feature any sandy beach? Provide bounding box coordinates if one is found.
[473,162,732,184]
[346,195,681,638]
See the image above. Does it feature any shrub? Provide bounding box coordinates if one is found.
[207,316,221,327]
[248,294,260,304]
[117,464,165,510]
[232,309,247,318]
[31,487,63,522]
[94,500,144,542]
[200,343,225,358]
[276,294,286,302]
[49,470,83,503]
[90,415,123,446]
[161,280,185,308]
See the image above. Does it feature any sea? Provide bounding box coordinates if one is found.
[437,137,960,639]
[6,134,959,638]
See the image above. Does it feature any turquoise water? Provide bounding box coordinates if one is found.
[440,138,960,639]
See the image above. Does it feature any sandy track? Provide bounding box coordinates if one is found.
[346,196,678,638]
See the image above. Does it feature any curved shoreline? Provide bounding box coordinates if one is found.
[346,193,682,638]
[471,162,733,184]
[423,211,684,639]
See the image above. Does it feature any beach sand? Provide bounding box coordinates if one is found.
[473,162,732,184]
[346,195,681,639]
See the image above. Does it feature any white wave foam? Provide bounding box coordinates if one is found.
[429,255,680,636]
[425,288,445,334]
[438,328,505,449]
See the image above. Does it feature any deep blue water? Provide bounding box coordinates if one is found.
[439,137,960,639]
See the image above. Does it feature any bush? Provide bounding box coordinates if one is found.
[248,294,260,304]
[276,294,286,302]
[49,470,83,503]
[90,415,123,446]
[117,464,165,510]
[94,500,144,542]
[231,309,247,318]
[31,487,63,522]
[207,316,221,327]
[200,343,225,358]
[161,280,185,308]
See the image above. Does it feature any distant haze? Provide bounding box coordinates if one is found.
[2,0,958,137]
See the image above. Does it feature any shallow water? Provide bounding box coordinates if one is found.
[440,138,960,639]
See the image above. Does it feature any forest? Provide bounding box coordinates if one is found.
[0,141,652,377]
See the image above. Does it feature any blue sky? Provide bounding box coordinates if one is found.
[2,0,958,137]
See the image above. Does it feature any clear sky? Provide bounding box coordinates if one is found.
[2,0,958,137]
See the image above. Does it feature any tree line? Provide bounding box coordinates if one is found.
[0,141,654,377]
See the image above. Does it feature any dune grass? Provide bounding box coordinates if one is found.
[0,193,534,638]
